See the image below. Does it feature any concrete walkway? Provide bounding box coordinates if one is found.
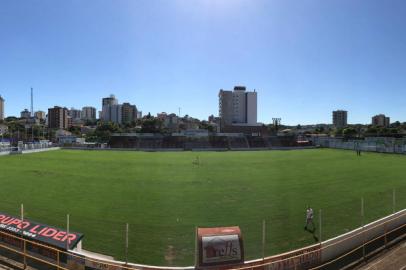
[356,241,406,270]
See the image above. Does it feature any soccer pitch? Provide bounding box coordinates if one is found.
[0,149,405,266]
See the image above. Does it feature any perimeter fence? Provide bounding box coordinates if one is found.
[314,137,406,154]
[0,187,404,270]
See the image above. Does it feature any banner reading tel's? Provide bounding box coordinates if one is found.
[0,213,83,250]
[197,226,244,268]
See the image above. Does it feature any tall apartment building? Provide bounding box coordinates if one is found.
[48,106,68,129]
[102,95,119,122]
[332,110,348,128]
[102,95,118,106]
[81,106,96,121]
[68,108,82,120]
[110,104,123,124]
[0,95,4,120]
[34,111,46,121]
[219,86,257,126]
[121,103,137,124]
[101,95,139,124]
[21,109,31,119]
[372,114,390,127]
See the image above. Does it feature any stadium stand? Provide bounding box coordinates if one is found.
[184,137,211,150]
[228,136,249,149]
[138,136,163,149]
[161,136,185,149]
[109,135,139,148]
[247,136,268,148]
[109,133,304,150]
[208,135,229,149]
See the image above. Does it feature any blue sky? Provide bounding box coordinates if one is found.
[1,0,406,125]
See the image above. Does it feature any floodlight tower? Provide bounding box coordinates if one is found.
[272,117,282,134]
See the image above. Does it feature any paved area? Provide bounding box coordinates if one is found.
[356,241,406,270]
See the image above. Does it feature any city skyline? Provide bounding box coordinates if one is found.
[0,90,403,126]
[1,0,406,124]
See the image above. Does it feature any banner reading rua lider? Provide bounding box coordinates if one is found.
[0,212,84,250]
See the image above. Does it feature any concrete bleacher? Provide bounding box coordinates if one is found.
[247,136,268,148]
[185,137,211,150]
[161,136,185,149]
[208,136,229,149]
[228,136,249,149]
[109,134,302,150]
[138,137,163,149]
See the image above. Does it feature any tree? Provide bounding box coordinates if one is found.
[140,118,163,133]
[343,127,357,138]
[92,122,122,143]
[334,128,343,137]
[365,126,378,136]
[391,121,401,128]
[68,126,82,136]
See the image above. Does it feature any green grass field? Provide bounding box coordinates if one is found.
[0,149,405,266]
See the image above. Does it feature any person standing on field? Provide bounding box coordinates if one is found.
[304,206,315,231]
[355,142,362,156]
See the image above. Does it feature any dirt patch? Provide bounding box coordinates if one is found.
[165,245,176,265]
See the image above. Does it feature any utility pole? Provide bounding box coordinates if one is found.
[31,88,34,117]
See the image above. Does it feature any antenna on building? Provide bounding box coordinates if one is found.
[30,87,34,117]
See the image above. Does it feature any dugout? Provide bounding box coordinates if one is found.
[0,212,84,270]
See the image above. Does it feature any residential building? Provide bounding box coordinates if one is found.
[102,95,139,124]
[110,104,123,124]
[81,106,96,121]
[332,110,348,128]
[102,95,119,122]
[21,109,31,119]
[102,95,118,106]
[34,111,46,121]
[137,111,142,119]
[0,124,7,135]
[0,95,4,120]
[158,113,178,130]
[372,114,390,127]
[208,115,220,124]
[157,112,168,119]
[68,108,82,120]
[48,106,69,129]
[121,103,137,124]
[219,86,257,127]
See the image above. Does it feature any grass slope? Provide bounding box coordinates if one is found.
[0,149,405,266]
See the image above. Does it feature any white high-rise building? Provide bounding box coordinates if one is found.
[219,86,257,126]
[102,95,119,122]
[110,104,123,124]
[0,95,4,120]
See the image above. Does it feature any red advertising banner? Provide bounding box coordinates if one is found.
[0,212,83,250]
[242,244,321,270]
[197,226,244,268]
